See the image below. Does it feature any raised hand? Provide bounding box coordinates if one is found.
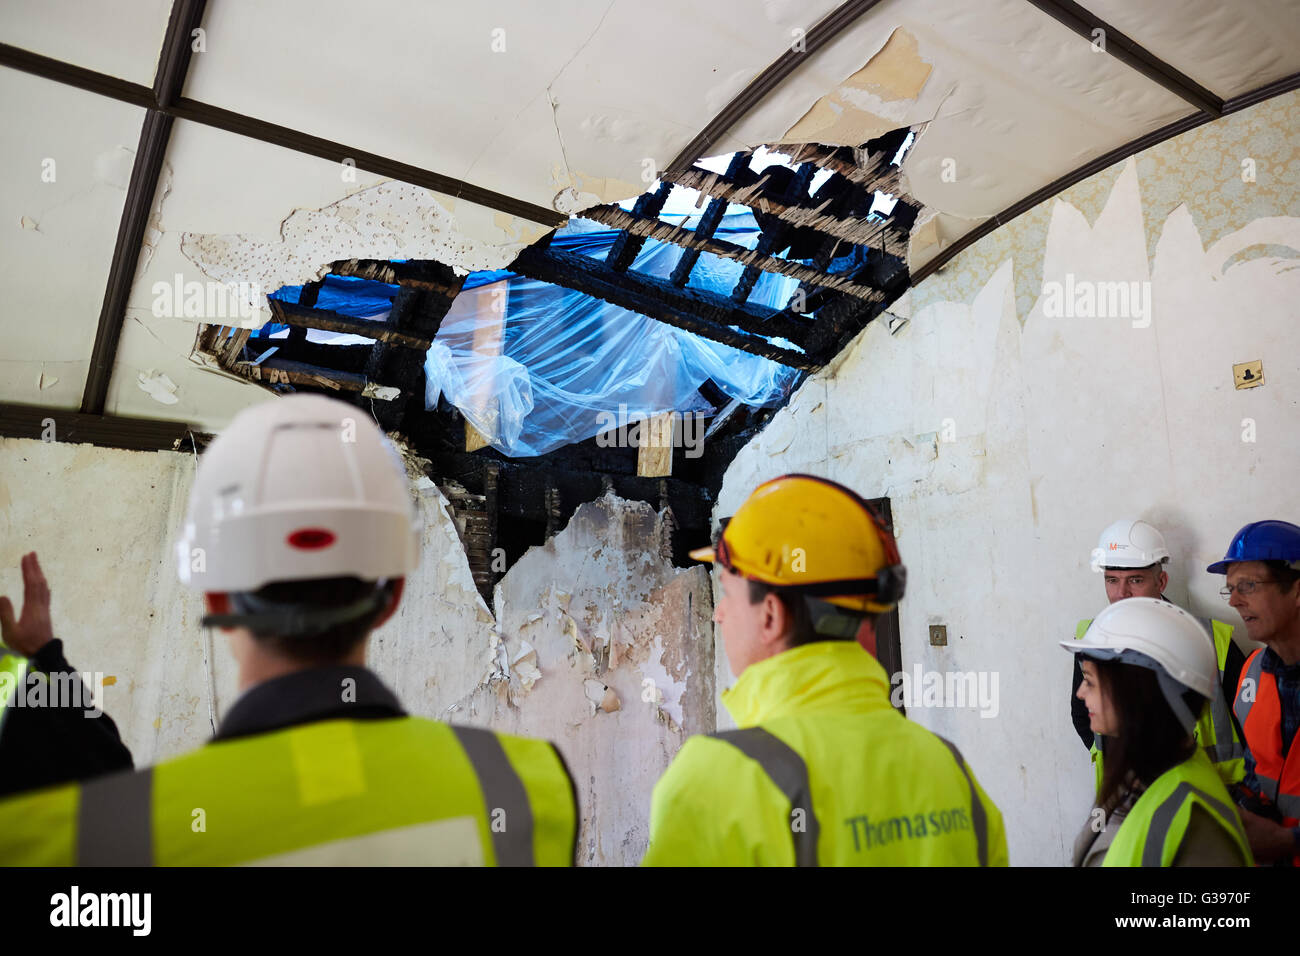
[0,552,54,656]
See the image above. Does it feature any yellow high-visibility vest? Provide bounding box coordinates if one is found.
[0,716,576,866]
[644,641,1008,866]
[0,649,28,734]
[1103,748,1251,867]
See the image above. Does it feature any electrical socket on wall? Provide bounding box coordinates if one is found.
[929,624,947,646]
[1233,360,1263,390]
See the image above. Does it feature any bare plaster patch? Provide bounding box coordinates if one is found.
[178,182,540,324]
[780,28,933,146]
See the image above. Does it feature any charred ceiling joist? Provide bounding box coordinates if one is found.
[523,130,918,371]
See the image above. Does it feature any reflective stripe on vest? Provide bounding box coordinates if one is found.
[1233,649,1300,822]
[77,767,153,866]
[711,727,820,867]
[1140,782,1248,867]
[935,736,990,867]
[450,725,535,867]
[1105,750,1252,867]
[1233,649,1264,729]
[711,727,990,867]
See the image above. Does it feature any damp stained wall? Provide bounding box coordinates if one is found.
[715,90,1300,866]
[0,439,711,865]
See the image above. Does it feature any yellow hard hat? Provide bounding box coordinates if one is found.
[689,474,906,613]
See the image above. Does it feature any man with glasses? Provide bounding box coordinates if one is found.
[1209,520,1300,865]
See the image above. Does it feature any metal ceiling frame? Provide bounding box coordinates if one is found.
[80,0,205,416]
[1024,0,1225,117]
[0,402,202,451]
[0,43,563,227]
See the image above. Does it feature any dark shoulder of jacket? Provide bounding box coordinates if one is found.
[1171,803,1246,867]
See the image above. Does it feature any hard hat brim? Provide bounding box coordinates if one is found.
[1059,639,1118,655]
[1206,559,1232,574]
[689,546,716,563]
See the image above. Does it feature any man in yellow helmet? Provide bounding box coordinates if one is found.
[642,473,1007,866]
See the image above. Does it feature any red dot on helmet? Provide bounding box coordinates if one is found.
[287,528,336,550]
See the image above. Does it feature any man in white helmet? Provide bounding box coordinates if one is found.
[0,395,577,866]
[1071,518,1246,789]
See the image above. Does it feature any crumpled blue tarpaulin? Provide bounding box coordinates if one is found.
[423,213,802,457]
[262,210,802,457]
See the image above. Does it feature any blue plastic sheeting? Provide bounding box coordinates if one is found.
[424,212,801,458]
[256,274,400,338]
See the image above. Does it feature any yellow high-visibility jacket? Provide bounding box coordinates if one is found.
[1104,749,1251,867]
[0,716,576,866]
[644,641,1008,866]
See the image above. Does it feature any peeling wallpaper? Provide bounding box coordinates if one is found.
[913,90,1300,325]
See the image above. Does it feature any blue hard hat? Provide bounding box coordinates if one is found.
[1207,520,1300,574]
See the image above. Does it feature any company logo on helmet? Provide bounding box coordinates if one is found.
[287,528,337,550]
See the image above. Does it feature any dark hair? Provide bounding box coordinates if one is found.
[237,577,395,664]
[1262,560,1300,593]
[745,579,877,647]
[1091,658,1203,813]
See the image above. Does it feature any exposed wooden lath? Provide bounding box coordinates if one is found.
[576,203,887,302]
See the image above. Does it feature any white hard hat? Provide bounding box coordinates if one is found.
[177,395,420,593]
[1094,518,1170,569]
[1060,597,1215,732]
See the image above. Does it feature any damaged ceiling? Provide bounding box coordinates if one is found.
[3,0,1300,473]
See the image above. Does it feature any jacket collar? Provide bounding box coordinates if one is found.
[214,666,405,742]
[721,640,893,727]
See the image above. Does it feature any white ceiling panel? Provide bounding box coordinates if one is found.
[1085,0,1300,99]
[723,0,1193,222]
[182,0,842,214]
[0,67,145,409]
[0,0,172,86]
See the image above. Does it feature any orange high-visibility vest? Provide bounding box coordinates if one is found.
[1233,648,1300,866]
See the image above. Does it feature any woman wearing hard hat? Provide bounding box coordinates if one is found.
[1063,598,1253,866]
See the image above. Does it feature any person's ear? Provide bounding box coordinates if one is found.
[760,591,787,648]
[204,592,233,629]
[856,616,877,657]
[1157,570,1168,593]
[372,578,405,630]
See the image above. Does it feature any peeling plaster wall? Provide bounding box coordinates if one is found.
[0,437,228,767]
[716,91,1300,866]
[376,492,716,865]
[1,440,710,865]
